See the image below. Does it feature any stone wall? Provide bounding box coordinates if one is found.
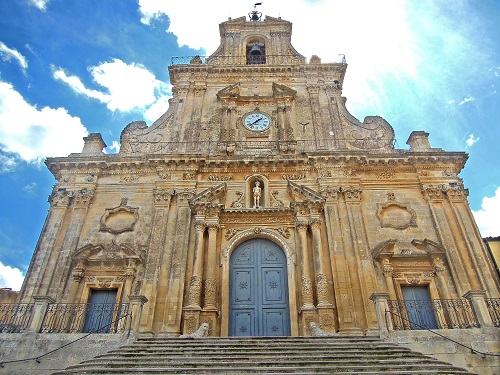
[0,333,131,375]
[387,327,500,375]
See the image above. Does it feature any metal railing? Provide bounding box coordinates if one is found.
[124,138,395,156]
[0,303,34,333]
[485,298,500,327]
[40,303,130,333]
[171,54,319,66]
[387,299,479,330]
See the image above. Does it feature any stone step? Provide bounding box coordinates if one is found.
[53,336,474,375]
[54,364,472,375]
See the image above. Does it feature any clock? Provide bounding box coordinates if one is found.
[244,112,271,131]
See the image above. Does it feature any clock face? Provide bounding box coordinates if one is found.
[244,112,271,131]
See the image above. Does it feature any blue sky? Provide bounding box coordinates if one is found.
[0,0,499,290]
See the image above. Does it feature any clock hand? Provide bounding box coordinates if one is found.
[251,117,261,125]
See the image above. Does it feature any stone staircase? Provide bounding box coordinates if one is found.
[53,336,474,374]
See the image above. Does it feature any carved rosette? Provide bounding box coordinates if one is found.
[316,274,330,305]
[301,276,314,305]
[188,275,202,307]
[204,278,217,307]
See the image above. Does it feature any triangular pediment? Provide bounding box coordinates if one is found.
[189,183,227,206]
[372,238,446,259]
[272,83,296,98]
[72,242,143,263]
[216,83,240,100]
[287,181,325,204]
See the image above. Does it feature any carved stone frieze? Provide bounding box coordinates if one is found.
[230,191,245,208]
[281,173,306,180]
[208,175,233,181]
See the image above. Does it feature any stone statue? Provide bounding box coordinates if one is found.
[309,322,337,337]
[179,323,210,338]
[253,181,262,208]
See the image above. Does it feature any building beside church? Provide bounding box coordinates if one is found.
[6,10,500,345]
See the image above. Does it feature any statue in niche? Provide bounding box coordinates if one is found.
[253,181,262,208]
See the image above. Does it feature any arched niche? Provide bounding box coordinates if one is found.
[245,36,267,64]
[246,174,269,208]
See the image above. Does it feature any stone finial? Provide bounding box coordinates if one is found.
[180,323,210,338]
[81,133,107,155]
[406,131,431,151]
[310,55,321,64]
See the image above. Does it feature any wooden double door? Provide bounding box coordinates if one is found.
[229,239,291,336]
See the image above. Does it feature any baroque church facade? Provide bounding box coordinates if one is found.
[18,13,500,339]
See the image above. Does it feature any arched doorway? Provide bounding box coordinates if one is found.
[229,238,291,336]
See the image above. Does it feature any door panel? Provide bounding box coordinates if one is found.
[83,289,117,333]
[229,239,290,336]
[402,286,438,329]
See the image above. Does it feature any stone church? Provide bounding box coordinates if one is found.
[17,11,500,341]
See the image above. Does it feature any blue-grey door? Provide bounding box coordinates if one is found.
[83,289,117,333]
[229,239,290,336]
[402,286,438,329]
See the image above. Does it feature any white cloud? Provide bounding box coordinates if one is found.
[23,182,37,195]
[473,187,500,237]
[52,58,171,140]
[0,261,24,291]
[144,93,171,123]
[0,153,18,173]
[53,59,171,116]
[27,0,50,11]
[0,41,28,71]
[0,81,88,164]
[459,96,475,105]
[106,141,120,154]
[466,134,479,147]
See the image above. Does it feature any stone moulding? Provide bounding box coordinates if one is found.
[376,201,417,230]
[100,198,139,234]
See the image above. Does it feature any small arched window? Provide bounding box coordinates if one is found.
[246,39,266,65]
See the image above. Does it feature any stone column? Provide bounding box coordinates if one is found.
[48,188,95,300]
[147,188,174,333]
[296,221,314,309]
[307,85,325,149]
[204,223,219,310]
[369,292,392,333]
[66,260,86,304]
[124,259,138,302]
[27,296,55,333]
[381,259,397,300]
[463,290,494,328]
[20,190,70,302]
[128,295,148,335]
[432,257,451,300]
[187,220,206,309]
[309,219,331,307]
[324,84,345,149]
